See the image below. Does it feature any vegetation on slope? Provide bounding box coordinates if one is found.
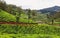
[0,9,16,22]
[0,9,33,23]
[0,24,60,38]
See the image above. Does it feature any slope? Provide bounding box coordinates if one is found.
[0,9,16,22]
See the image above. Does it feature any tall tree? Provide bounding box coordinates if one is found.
[0,0,7,11]
[27,9,31,19]
[6,4,17,15]
[27,9,32,23]
[47,13,55,25]
[31,10,37,21]
[16,7,23,23]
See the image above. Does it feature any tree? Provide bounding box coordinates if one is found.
[27,9,32,23]
[54,11,60,18]
[47,11,60,25]
[6,4,17,15]
[31,10,37,21]
[16,7,23,23]
[27,9,31,19]
[0,0,7,11]
[47,13,55,25]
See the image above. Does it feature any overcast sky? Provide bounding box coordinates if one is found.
[4,0,60,10]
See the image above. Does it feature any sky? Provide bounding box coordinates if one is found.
[4,0,60,10]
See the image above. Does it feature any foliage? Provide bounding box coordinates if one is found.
[0,24,60,35]
[0,24,59,38]
[0,0,7,11]
[0,9,16,22]
[0,34,60,38]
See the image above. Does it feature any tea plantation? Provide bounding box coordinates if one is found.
[0,24,60,38]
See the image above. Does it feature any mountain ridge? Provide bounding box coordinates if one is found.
[37,6,60,14]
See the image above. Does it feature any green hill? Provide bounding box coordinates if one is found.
[0,9,33,23]
[0,9,16,22]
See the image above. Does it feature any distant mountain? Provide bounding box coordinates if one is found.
[37,6,60,14]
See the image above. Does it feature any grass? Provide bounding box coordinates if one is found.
[0,34,60,38]
[0,9,16,22]
[0,9,33,23]
[0,24,60,38]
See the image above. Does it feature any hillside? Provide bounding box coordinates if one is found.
[0,9,16,22]
[37,6,60,14]
[0,9,33,23]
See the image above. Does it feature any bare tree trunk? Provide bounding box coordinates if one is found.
[52,19,54,25]
[16,16,19,23]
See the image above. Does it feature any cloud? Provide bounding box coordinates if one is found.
[4,0,60,9]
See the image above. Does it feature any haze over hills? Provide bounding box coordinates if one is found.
[37,6,60,14]
[24,6,60,15]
